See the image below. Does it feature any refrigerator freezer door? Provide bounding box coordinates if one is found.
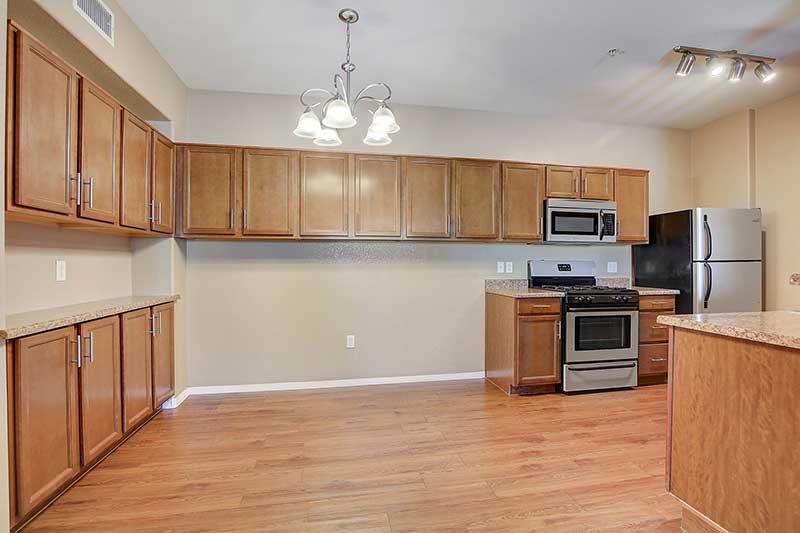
[693,261,763,313]
[692,208,763,261]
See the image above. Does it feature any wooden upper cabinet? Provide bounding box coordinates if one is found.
[121,308,153,432]
[300,152,349,237]
[120,110,151,230]
[78,316,122,465]
[354,155,401,237]
[182,145,238,235]
[14,32,78,215]
[502,163,544,240]
[152,303,175,408]
[517,315,561,386]
[615,169,649,242]
[403,157,451,238]
[14,327,80,517]
[454,160,500,239]
[151,132,175,233]
[545,166,580,199]
[79,79,119,224]
[242,148,298,236]
[581,167,613,201]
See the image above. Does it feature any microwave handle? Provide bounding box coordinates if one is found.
[598,210,606,241]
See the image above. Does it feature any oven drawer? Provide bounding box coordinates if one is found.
[517,298,561,315]
[639,311,673,343]
[563,361,638,392]
[639,296,675,312]
[639,343,669,375]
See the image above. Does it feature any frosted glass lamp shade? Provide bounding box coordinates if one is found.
[322,99,357,128]
[293,109,322,139]
[370,105,400,134]
[363,127,392,146]
[313,128,342,146]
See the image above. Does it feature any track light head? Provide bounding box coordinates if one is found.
[728,58,746,82]
[705,56,727,77]
[754,62,776,83]
[675,52,696,77]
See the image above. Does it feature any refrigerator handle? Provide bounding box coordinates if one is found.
[703,214,713,260]
[703,263,713,309]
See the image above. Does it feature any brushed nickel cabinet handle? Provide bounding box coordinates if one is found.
[146,315,156,336]
[651,358,668,362]
[147,201,155,222]
[652,325,668,330]
[243,208,248,229]
[575,177,579,194]
[69,336,82,367]
[83,331,94,363]
[158,312,163,336]
[556,320,562,340]
[230,208,235,229]
[531,304,552,308]
[70,173,82,205]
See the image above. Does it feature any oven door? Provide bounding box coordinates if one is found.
[546,207,603,243]
[565,310,639,363]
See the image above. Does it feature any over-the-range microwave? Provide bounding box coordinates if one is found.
[544,199,617,244]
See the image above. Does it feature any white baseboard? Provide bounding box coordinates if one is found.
[161,371,484,409]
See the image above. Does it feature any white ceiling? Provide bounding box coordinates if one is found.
[118,0,800,129]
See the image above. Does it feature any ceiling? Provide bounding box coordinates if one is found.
[118,0,800,130]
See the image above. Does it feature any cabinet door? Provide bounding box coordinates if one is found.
[182,145,238,235]
[15,32,78,215]
[120,110,151,230]
[640,310,673,344]
[545,166,580,199]
[454,160,500,239]
[151,132,175,233]
[581,167,613,201]
[403,157,451,238]
[300,152,349,237]
[14,327,80,517]
[152,303,175,408]
[615,169,649,242]
[517,315,561,386]
[79,79,119,223]
[502,163,544,240]
[355,155,401,237]
[78,316,122,465]
[121,308,153,431]
[242,148,298,236]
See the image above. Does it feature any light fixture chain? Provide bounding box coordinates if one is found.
[345,21,351,65]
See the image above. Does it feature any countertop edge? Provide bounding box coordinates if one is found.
[486,287,679,298]
[657,313,800,351]
[1,295,180,340]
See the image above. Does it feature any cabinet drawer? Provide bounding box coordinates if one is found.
[639,296,675,312]
[639,343,669,376]
[517,298,561,315]
[640,311,673,343]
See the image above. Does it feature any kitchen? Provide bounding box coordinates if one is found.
[0,1,799,532]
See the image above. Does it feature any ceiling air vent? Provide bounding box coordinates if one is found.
[73,0,115,45]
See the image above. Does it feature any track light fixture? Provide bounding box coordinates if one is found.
[672,46,777,84]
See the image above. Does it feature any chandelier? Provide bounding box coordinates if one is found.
[293,8,399,147]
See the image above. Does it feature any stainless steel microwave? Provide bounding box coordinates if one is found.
[544,199,617,244]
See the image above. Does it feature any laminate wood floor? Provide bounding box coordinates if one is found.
[26,380,681,532]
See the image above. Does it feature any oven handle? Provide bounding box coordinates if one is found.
[567,307,639,313]
[569,363,637,372]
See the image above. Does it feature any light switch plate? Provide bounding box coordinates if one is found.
[55,259,66,282]
[496,261,505,273]
[607,261,618,274]
[505,261,513,273]
[346,335,355,349]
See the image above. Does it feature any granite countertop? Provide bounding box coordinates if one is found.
[658,311,800,351]
[485,287,565,298]
[633,287,681,296]
[1,295,180,340]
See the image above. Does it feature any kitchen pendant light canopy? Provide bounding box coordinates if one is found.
[294,8,399,146]
[672,45,777,84]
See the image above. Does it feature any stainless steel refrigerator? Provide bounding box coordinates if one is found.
[633,208,763,314]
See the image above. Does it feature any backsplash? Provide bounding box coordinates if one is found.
[485,277,631,290]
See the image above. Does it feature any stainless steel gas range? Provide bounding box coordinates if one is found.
[528,260,639,392]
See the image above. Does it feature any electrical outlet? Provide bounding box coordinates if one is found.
[55,259,66,282]
[607,261,618,274]
[496,261,505,273]
[505,261,513,273]
[346,335,355,349]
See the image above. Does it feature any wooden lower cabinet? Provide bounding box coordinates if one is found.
[485,294,562,395]
[11,327,80,520]
[121,308,154,431]
[152,303,175,408]
[7,303,176,530]
[638,295,676,383]
[78,317,122,465]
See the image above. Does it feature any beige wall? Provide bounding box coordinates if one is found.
[690,94,800,310]
[28,0,187,138]
[691,110,755,208]
[4,223,133,314]
[184,90,693,387]
[754,94,800,310]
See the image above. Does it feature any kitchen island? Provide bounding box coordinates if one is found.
[659,311,800,533]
